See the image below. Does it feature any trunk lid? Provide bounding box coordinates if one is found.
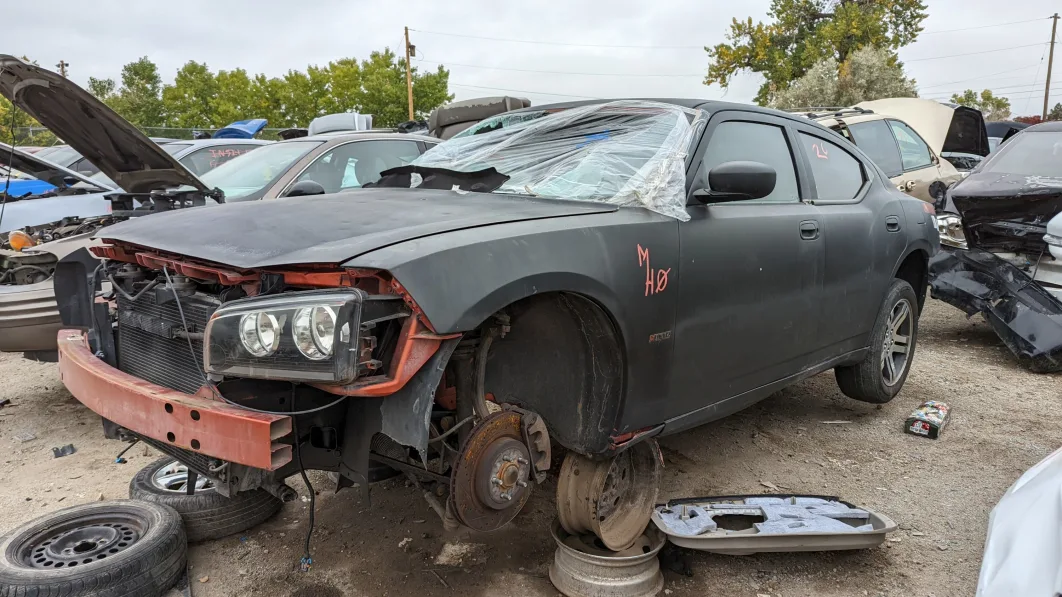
[857,98,990,157]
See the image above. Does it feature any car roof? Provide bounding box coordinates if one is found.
[1023,121,1062,133]
[298,131,439,144]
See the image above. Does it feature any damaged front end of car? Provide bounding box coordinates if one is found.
[929,177,1062,372]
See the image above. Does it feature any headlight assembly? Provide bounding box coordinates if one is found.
[204,289,365,383]
[935,213,968,249]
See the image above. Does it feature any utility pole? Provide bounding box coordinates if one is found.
[404,27,415,122]
[1043,13,1059,120]
[56,60,68,77]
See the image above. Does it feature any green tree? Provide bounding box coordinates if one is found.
[1048,102,1062,121]
[87,77,116,102]
[213,68,255,126]
[110,57,164,127]
[706,0,928,105]
[357,49,452,127]
[950,89,1011,121]
[278,66,333,127]
[162,61,220,128]
[771,46,917,109]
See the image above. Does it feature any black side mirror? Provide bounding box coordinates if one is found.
[285,180,326,197]
[694,161,777,204]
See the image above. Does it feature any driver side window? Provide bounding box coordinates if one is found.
[699,121,800,203]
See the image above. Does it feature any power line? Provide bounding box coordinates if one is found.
[410,28,702,50]
[918,65,1041,90]
[450,82,599,99]
[417,59,702,78]
[919,17,1048,35]
[904,42,1046,62]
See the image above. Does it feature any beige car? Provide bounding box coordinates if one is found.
[804,98,990,203]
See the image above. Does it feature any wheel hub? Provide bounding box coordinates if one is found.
[451,411,535,531]
[151,460,215,493]
[26,522,140,568]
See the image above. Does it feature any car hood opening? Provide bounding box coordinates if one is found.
[0,55,209,194]
[1,142,111,196]
[857,98,990,157]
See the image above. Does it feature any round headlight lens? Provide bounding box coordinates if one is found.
[239,312,280,357]
[293,306,337,360]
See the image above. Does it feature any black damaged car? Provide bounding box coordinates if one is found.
[931,121,1062,373]
[0,59,940,594]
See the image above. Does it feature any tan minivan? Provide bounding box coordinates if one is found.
[805,98,990,203]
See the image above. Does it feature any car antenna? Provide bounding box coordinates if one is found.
[0,67,17,234]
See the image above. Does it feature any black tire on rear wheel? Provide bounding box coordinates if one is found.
[0,500,186,597]
[129,458,282,543]
[836,278,920,404]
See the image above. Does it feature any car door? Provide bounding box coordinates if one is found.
[794,124,906,356]
[668,112,824,425]
[885,119,944,202]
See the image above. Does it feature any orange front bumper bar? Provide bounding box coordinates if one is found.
[57,329,292,470]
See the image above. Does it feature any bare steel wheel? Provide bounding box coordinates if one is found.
[556,440,662,551]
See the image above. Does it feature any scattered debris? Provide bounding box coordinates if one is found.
[51,444,76,458]
[13,431,36,443]
[96,492,104,501]
[434,542,487,566]
[760,481,780,491]
[905,401,951,439]
[428,570,450,590]
[0,398,10,408]
[198,575,210,583]
[398,537,412,550]
[820,420,853,425]
[912,532,926,537]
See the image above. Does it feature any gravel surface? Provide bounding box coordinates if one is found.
[0,299,1057,597]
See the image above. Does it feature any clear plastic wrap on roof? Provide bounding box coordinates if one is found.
[413,100,707,221]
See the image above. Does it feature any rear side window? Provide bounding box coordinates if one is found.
[887,120,933,171]
[848,121,903,178]
[798,133,865,201]
[700,121,800,203]
[180,145,261,176]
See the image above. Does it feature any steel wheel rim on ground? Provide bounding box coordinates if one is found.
[881,298,913,387]
[548,519,665,597]
[17,514,143,569]
[150,460,215,494]
[557,440,662,552]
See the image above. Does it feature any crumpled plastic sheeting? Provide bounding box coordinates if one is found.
[655,497,872,537]
[413,100,706,221]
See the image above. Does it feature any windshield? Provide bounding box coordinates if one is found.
[981,132,1062,177]
[199,140,322,202]
[412,100,706,221]
[33,145,81,167]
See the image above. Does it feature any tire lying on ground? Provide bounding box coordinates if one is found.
[0,500,186,597]
[129,458,282,543]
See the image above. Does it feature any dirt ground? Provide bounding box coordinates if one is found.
[0,299,1058,597]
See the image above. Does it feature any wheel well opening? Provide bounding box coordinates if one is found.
[895,250,928,311]
[465,291,626,455]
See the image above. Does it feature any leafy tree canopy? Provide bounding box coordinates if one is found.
[706,0,928,105]
[770,45,917,109]
[950,89,1011,121]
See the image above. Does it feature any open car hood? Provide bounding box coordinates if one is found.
[857,98,990,157]
[0,55,208,194]
[1,141,112,193]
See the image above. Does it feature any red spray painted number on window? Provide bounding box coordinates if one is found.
[637,244,671,297]
[813,143,829,160]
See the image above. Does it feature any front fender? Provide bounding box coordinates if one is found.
[347,210,683,442]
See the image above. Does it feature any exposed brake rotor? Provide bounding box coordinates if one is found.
[557,439,662,551]
[450,411,534,532]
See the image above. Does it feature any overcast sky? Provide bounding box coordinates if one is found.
[5,0,1061,116]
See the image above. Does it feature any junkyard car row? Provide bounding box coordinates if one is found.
[0,52,1057,597]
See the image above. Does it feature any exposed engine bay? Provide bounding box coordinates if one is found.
[0,216,114,285]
